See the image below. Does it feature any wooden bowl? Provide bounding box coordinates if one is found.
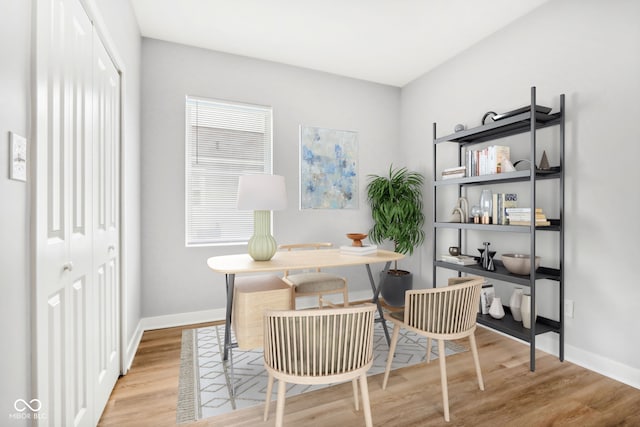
[346,233,368,247]
[501,254,541,275]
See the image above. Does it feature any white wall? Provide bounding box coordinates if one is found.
[0,0,32,423]
[401,0,640,385]
[140,38,401,318]
[0,0,141,421]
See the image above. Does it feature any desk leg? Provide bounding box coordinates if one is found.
[366,262,391,346]
[224,273,235,361]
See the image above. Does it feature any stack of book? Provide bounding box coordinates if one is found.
[441,166,466,180]
[506,208,551,226]
[440,254,478,265]
[340,244,377,256]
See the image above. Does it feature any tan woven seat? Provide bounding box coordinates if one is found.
[382,276,485,422]
[263,304,376,426]
[279,243,348,308]
[283,272,345,293]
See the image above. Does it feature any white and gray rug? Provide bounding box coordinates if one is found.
[177,322,467,423]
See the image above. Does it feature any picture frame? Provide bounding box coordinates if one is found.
[299,126,358,210]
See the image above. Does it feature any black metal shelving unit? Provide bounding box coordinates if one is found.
[432,87,565,371]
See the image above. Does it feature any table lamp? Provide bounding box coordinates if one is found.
[237,174,287,261]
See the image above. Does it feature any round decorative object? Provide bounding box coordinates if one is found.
[501,254,541,275]
[509,287,524,322]
[471,205,482,223]
[480,189,493,222]
[448,246,460,256]
[488,297,505,319]
[346,233,367,247]
[454,123,465,132]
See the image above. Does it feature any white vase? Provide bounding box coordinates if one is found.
[488,297,505,319]
[521,294,538,329]
[509,287,524,322]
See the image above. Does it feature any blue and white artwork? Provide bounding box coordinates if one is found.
[300,126,358,209]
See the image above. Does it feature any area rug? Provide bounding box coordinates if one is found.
[176,322,467,423]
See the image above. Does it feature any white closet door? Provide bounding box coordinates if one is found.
[35,0,121,425]
[92,33,121,423]
[35,0,94,425]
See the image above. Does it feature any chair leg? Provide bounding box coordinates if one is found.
[264,373,274,421]
[359,373,373,427]
[275,380,287,427]
[352,378,359,411]
[382,322,401,389]
[426,337,433,363]
[469,333,485,391]
[437,339,450,422]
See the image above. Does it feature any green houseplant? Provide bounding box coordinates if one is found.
[366,165,426,306]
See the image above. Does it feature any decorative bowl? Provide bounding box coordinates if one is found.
[501,254,541,275]
[346,233,368,247]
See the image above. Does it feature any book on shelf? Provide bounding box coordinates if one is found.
[505,207,543,213]
[441,166,466,180]
[340,244,377,255]
[440,255,478,265]
[508,220,551,226]
[479,283,494,314]
[495,146,511,173]
[442,174,465,180]
[507,213,547,220]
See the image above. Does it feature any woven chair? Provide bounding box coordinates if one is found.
[279,243,349,308]
[382,277,485,422]
[263,304,377,427]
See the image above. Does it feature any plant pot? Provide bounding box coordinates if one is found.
[380,270,413,307]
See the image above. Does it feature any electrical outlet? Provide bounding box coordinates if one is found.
[565,299,574,318]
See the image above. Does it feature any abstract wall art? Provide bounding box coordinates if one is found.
[299,126,358,209]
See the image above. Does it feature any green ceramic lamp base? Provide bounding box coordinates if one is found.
[247,210,277,261]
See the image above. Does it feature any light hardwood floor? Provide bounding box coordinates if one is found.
[99,322,640,426]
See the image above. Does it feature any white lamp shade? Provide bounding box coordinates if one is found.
[237,174,287,211]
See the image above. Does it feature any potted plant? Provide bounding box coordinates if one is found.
[366,165,426,306]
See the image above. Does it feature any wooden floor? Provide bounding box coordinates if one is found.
[99,322,640,427]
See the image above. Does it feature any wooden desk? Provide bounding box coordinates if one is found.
[207,248,404,361]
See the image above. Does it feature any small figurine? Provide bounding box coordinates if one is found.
[538,150,550,170]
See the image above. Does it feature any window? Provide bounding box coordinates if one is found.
[185,96,272,246]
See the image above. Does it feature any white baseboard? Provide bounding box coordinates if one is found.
[140,307,227,331]
[479,325,640,390]
[124,322,144,373]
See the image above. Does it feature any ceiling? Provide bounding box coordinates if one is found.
[129,0,550,87]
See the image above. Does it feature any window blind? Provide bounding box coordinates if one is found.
[185,96,272,246]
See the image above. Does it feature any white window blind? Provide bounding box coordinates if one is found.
[185,96,272,246]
